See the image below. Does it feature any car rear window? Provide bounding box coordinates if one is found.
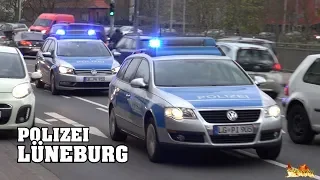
[21,33,43,40]
[0,52,25,78]
[236,48,275,71]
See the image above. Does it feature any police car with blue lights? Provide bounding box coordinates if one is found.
[108,38,283,163]
[34,28,120,95]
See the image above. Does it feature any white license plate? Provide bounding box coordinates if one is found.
[213,125,254,135]
[84,77,106,82]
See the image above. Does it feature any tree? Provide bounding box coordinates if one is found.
[223,0,265,34]
[0,0,18,22]
[22,0,83,22]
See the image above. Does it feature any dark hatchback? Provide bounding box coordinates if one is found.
[112,35,218,64]
[47,23,107,43]
[12,31,45,56]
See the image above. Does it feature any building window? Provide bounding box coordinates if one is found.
[81,13,89,22]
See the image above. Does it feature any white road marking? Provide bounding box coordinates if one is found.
[96,108,108,113]
[44,90,50,93]
[45,118,58,122]
[44,112,82,126]
[73,124,85,127]
[30,83,35,85]
[281,115,285,118]
[236,150,320,180]
[60,95,70,99]
[281,129,286,133]
[73,96,108,109]
[89,126,108,138]
[35,118,51,125]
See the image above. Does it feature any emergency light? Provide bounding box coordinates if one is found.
[55,29,96,36]
[149,38,161,48]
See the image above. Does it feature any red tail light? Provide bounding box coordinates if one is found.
[1,36,6,39]
[20,40,32,46]
[272,63,282,71]
[284,85,289,96]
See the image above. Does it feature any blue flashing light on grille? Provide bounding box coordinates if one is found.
[149,38,161,48]
[88,29,96,35]
[56,29,66,35]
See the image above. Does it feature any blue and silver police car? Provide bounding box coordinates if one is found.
[108,39,283,163]
[34,28,120,95]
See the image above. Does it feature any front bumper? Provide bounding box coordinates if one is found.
[0,93,35,130]
[55,73,116,90]
[157,108,282,148]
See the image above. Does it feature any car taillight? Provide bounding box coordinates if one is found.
[272,63,282,71]
[284,85,289,96]
[20,40,32,46]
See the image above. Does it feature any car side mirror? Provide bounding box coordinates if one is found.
[30,72,42,82]
[254,76,267,86]
[130,78,147,88]
[42,52,52,58]
[113,51,121,57]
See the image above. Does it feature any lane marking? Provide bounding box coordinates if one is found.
[89,126,108,138]
[281,115,285,118]
[45,118,58,122]
[44,112,82,126]
[235,150,320,180]
[73,96,108,109]
[44,112,108,138]
[31,83,35,85]
[35,118,51,125]
[60,95,70,99]
[281,130,286,133]
[96,108,108,113]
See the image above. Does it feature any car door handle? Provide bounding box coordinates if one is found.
[125,94,131,97]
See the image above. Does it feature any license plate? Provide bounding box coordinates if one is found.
[84,77,106,82]
[213,125,254,135]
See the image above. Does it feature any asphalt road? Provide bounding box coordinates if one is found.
[1,59,319,180]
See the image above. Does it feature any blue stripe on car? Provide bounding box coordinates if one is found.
[159,85,263,108]
[151,104,166,128]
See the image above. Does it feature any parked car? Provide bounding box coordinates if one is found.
[11,31,45,56]
[217,42,283,99]
[283,54,320,144]
[120,26,143,35]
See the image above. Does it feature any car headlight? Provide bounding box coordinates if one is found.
[59,66,74,74]
[112,66,120,74]
[12,83,32,99]
[164,108,197,120]
[264,105,281,118]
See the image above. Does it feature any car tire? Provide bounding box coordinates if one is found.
[145,118,164,163]
[287,104,315,144]
[50,73,60,95]
[109,108,127,141]
[256,142,282,160]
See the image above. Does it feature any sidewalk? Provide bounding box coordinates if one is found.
[0,140,59,180]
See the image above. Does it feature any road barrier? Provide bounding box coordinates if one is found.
[276,43,320,72]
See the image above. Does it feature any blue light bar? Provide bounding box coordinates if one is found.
[149,38,161,48]
[56,29,65,35]
[145,46,223,57]
[88,29,96,36]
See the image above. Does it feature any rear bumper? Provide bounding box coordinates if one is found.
[18,47,40,56]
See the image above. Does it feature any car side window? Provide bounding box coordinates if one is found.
[47,40,55,53]
[42,40,52,52]
[117,59,132,80]
[122,58,142,83]
[133,59,150,83]
[303,59,320,85]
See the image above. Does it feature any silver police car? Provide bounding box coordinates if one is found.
[108,54,282,163]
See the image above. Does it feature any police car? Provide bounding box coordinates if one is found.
[34,28,120,95]
[108,39,283,162]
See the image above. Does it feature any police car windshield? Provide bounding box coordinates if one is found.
[57,41,111,57]
[0,53,25,78]
[154,59,253,87]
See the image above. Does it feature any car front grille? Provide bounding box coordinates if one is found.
[199,109,261,123]
[74,69,113,76]
[0,104,12,125]
[210,134,256,143]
